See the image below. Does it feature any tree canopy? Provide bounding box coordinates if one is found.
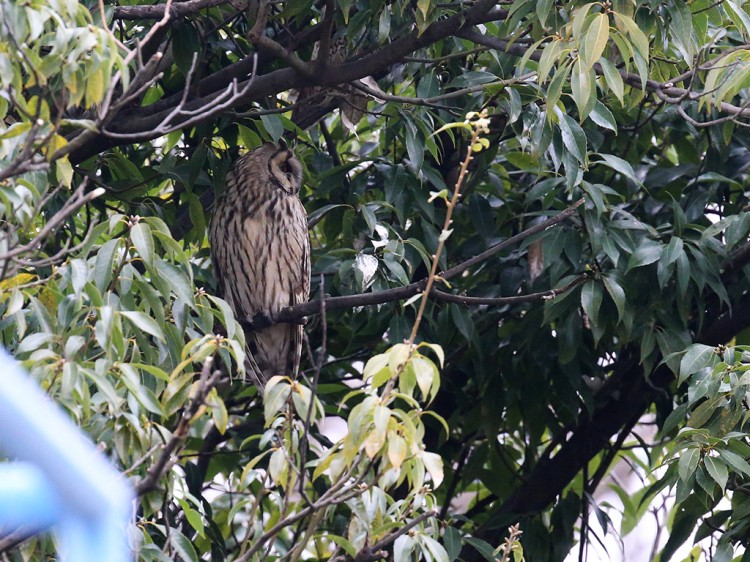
[2,0,750,560]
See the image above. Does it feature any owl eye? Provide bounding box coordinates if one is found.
[279,159,292,175]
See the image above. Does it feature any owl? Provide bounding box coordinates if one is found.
[208,142,311,393]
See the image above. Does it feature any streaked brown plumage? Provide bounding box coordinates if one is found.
[209,142,311,392]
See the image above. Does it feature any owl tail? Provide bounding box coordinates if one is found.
[243,349,268,396]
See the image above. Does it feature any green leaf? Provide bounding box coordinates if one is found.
[589,101,617,133]
[118,363,164,416]
[556,110,587,163]
[537,39,565,84]
[725,0,750,39]
[546,59,572,111]
[537,0,554,27]
[443,527,463,561]
[602,275,626,321]
[130,221,154,267]
[626,240,663,270]
[155,257,196,309]
[177,498,205,538]
[598,57,624,103]
[571,3,596,40]
[580,280,603,326]
[717,448,750,477]
[464,537,497,562]
[120,311,165,342]
[614,13,650,59]
[94,238,121,292]
[170,530,199,562]
[678,448,700,482]
[260,114,284,142]
[679,344,717,384]
[596,154,640,184]
[703,456,729,491]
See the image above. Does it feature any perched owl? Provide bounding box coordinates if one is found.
[208,142,311,393]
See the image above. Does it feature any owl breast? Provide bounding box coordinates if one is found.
[228,195,309,319]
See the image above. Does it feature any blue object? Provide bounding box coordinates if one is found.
[0,348,133,562]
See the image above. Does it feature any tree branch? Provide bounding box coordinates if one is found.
[68,0,503,163]
[460,28,750,122]
[113,0,244,20]
[432,273,590,306]
[249,199,584,327]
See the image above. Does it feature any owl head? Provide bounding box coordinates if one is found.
[263,141,302,195]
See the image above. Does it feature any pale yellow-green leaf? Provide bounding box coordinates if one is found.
[0,121,31,140]
[387,432,408,469]
[374,404,390,433]
[268,448,288,486]
[56,157,73,187]
[364,352,390,385]
[291,382,318,422]
[312,451,335,482]
[264,378,291,424]
[421,450,444,487]
[581,13,609,67]
[388,343,412,376]
[412,356,436,401]
[364,427,386,458]
[571,3,596,40]
[418,342,444,368]
[85,70,105,106]
[0,272,36,291]
[537,39,565,85]
[571,58,596,120]
[207,388,228,434]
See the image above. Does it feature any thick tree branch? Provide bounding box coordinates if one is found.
[68,0,503,163]
[113,0,243,20]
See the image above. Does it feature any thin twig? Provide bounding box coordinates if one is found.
[297,275,327,496]
[432,273,590,306]
[135,357,223,496]
[354,510,439,562]
[408,126,481,344]
[0,180,105,263]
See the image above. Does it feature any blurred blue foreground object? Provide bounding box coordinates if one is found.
[0,347,133,562]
